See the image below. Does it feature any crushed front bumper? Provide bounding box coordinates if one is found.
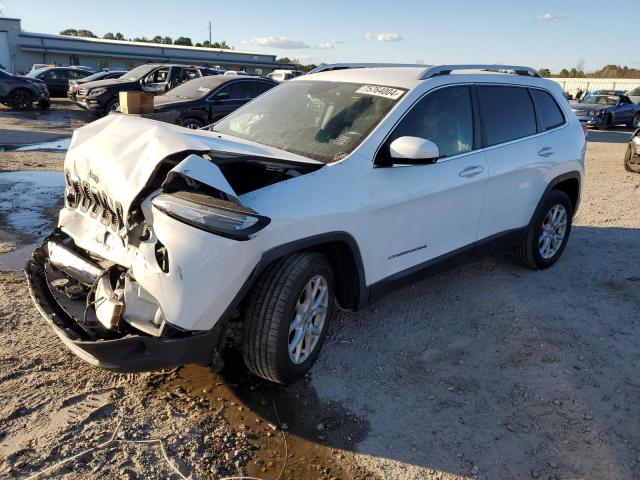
[25,247,226,373]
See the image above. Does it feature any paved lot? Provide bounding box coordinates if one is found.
[0,101,639,479]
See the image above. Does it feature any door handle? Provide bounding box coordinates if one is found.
[538,147,555,158]
[458,165,484,178]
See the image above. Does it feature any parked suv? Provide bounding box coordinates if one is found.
[0,68,50,109]
[26,64,585,384]
[25,67,93,97]
[74,64,219,115]
[154,75,278,128]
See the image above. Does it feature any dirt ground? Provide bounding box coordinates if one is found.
[1,101,639,480]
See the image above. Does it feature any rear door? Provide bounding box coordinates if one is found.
[476,85,553,240]
[41,69,69,97]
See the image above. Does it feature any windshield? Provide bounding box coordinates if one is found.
[25,69,44,78]
[123,64,158,81]
[213,80,406,163]
[164,76,220,99]
[582,94,619,106]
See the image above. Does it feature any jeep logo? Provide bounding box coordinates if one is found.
[88,170,99,184]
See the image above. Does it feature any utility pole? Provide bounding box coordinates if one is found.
[208,21,212,45]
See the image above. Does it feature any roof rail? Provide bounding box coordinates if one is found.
[420,64,541,79]
[308,63,428,74]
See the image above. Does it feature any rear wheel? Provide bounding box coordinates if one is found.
[7,89,33,110]
[514,190,573,270]
[241,252,334,384]
[628,112,640,129]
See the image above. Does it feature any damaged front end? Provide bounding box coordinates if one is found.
[26,231,226,371]
[25,114,322,372]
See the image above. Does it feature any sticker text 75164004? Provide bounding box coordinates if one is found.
[355,85,405,100]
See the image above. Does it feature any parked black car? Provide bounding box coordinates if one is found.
[624,128,640,173]
[74,64,222,116]
[0,68,50,110]
[67,70,127,101]
[154,75,278,128]
[24,67,93,97]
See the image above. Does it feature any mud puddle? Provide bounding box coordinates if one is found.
[0,138,71,152]
[163,346,371,479]
[0,171,64,271]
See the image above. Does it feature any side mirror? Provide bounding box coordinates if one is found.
[388,136,439,164]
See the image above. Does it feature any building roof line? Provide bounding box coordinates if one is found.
[18,32,275,59]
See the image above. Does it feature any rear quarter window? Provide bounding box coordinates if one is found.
[478,86,537,146]
[530,89,565,131]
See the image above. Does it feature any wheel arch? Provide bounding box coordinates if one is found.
[256,232,368,311]
[540,171,581,218]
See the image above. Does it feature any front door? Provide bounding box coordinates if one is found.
[365,85,488,284]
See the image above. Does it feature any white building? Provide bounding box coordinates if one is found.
[0,17,282,75]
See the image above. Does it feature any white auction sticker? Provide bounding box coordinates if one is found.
[355,85,405,100]
[198,87,212,93]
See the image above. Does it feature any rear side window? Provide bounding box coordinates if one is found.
[478,86,537,146]
[531,89,565,131]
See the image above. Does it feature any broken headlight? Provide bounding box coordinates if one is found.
[151,191,270,241]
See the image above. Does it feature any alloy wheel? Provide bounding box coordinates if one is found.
[288,274,329,364]
[538,204,567,259]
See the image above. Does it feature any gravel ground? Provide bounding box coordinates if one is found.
[0,104,639,479]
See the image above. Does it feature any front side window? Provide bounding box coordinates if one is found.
[530,89,565,131]
[143,68,170,87]
[388,86,473,159]
[478,86,537,146]
[213,81,406,163]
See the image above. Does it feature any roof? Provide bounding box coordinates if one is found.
[19,32,276,60]
[299,64,548,91]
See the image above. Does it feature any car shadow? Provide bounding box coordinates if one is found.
[587,126,633,144]
[200,225,640,479]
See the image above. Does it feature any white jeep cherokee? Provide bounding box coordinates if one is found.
[27,64,586,384]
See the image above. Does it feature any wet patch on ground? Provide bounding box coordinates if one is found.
[162,344,374,480]
[0,170,64,271]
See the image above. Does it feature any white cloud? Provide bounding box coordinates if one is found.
[315,40,344,49]
[537,13,568,22]
[365,33,403,42]
[241,36,309,49]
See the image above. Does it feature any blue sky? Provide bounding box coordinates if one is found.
[2,0,637,72]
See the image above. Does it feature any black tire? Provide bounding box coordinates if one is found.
[7,89,34,110]
[628,113,640,129]
[241,251,334,384]
[597,114,612,130]
[104,97,119,115]
[514,190,573,270]
[624,143,640,173]
[180,117,204,129]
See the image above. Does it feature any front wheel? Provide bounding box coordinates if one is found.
[514,190,573,270]
[7,89,33,110]
[179,117,204,129]
[241,252,334,384]
[624,142,640,173]
[104,97,119,115]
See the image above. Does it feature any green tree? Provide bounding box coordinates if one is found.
[103,32,115,40]
[174,37,193,46]
[538,68,551,78]
[558,68,570,78]
[76,29,97,38]
[114,32,125,40]
[60,28,78,36]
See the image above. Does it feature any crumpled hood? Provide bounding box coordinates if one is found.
[64,114,318,220]
[572,103,609,111]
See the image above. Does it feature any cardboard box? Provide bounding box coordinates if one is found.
[118,91,154,114]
